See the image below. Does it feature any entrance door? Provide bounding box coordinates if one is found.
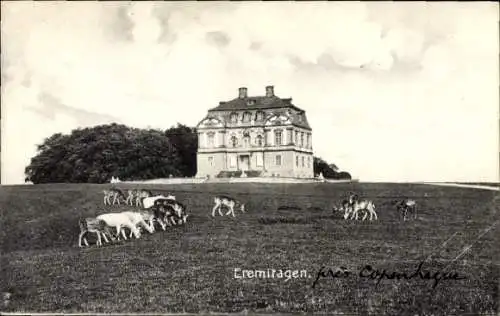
[239,155,250,171]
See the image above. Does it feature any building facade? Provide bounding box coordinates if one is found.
[196,86,314,178]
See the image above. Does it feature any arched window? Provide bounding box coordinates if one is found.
[256,135,263,146]
[230,135,238,147]
[243,135,250,147]
[230,112,238,123]
[274,130,282,146]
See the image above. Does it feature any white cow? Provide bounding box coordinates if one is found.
[96,213,141,240]
[142,194,176,209]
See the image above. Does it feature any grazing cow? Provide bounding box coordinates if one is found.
[394,199,417,221]
[96,212,141,240]
[78,217,116,247]
[142,194,176,209]
[212,195,245,217]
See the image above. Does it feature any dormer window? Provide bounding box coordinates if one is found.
[247,99,256,106]
[255,111,265,121]
[242,112,252,123]
[230,112,238,123]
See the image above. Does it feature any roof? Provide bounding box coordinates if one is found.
[208,95,304,112]
[204,95,311,130]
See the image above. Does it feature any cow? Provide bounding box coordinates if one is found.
[212,195,245,217]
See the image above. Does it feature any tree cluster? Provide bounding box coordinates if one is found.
[313,157,352,180]
[25,123,196,184]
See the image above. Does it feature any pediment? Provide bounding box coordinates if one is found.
[265,113,292,126]
[197,116,224,128]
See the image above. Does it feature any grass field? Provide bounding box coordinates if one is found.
[0,182,498,315]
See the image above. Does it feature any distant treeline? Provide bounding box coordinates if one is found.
[25,123,350,184]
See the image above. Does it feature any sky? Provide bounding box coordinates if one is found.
[1,1,499,184]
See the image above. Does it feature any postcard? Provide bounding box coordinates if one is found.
[1,2,499,315]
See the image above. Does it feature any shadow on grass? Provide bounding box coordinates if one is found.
[277,205,302,211]
[258,214,338,225]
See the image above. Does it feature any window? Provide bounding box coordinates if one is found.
[242,112,252,122]
[274,130,282,146]
[295,131,299,144]
[243,135,250,147]
[302,156,305,167]
[308,156,311,168]
[255,111,265,121]
[208,156,214,166]
[296,156,299,167]
[306,134,310,148]
[256,153,263,166]
[207,132,215,148]
[229,155,237,168]
[276,155,282,166]
[231,136,238,148]
[230,112,238,123]
[301,132,305,147]
[256,135,263,146]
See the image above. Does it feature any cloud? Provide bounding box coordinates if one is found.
[1,1,498,183]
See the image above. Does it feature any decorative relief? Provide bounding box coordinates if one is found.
[265,113,292,126]
[199,116,224,128]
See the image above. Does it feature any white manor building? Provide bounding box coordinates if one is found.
[196,86,314,178]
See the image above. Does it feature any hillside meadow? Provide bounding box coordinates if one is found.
[0,182,498,315]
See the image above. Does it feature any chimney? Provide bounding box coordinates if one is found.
[266,85,274,97]
[238,87,248,99]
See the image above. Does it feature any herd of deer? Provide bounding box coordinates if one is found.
[79,188,417,248]
[78,188,246,247]
[332,193,417,221]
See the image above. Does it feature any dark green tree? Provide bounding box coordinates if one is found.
[165,123,198,177]
[25,123,182,183]
[313,156,351,179]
